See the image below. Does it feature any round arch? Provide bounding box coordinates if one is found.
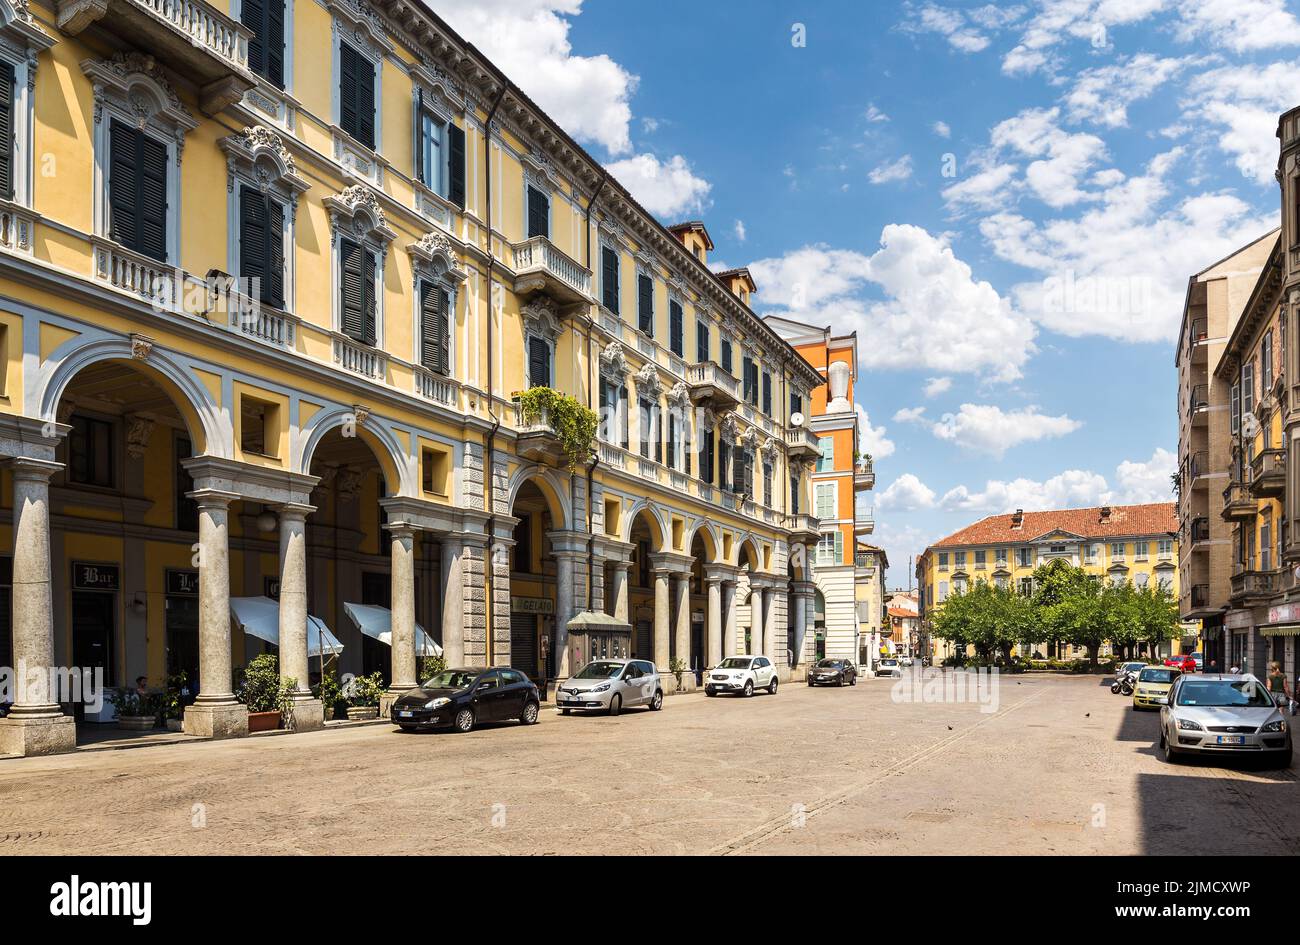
[622,498,668,551]
[298,406,409,496]
[787,542,808,581]
[683,520,720,563]
[506,464,570,530]
[736,535,762,572]
[37,336,227,457]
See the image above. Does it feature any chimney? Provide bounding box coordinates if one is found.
[667,220,714,265]
[1100,506,1112,522]
[1011,509,1024,529]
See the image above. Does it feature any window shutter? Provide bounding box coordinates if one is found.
[362,246,377,344]
[527,186,548,239]
[702,429,714,484]
[339,238,366,341]
[108,121,138,252]
[762,372,772,414]
[528,337,550,388]
[355,53,375,150]
[619,385,629,449]
[0,61,13,202]
[265,0,285,89]
[242,0,266,77]
[598,380,609,440]
[420,281,449,373]
[669,300,683,356]
[447,122,466,208]
[834,531,844,562]
[654,405,663,463]
[667,413,676,469]
[138,133,169,262]
[239,186,267,298]
[602,246,619,312]
[696,320,708,363]
[266,198,285,309]
[637,273,653,334]
[339,44,358,140]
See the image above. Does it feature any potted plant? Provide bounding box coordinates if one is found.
[342,671,385,720]
[110,689,157,731]
[418,653,446,684]
[668,656,686,690]
[161,671,187,731]
[236,654,297,732]
[313,668,347,721]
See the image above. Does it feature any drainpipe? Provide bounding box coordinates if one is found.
[584,172,610,613]
[482,85,507,664]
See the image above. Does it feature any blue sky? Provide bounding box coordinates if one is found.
[436,0,1298,584]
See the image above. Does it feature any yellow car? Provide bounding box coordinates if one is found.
[1133,666,1181,710]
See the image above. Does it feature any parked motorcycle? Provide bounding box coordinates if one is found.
[1111,670,1137,695]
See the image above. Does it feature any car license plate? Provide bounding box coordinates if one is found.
[399,710,412,718]
[1216,735,1245,745]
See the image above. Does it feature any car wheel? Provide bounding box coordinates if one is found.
[1160,729,1180,764]
[608,694,622,717]
[453,707,475,733]
[705,688,716,697]
[560,708,571,715]
[836,676,844,687]
[849,675,857,687]
[743,680,754,698]
[398,725,415,733]
[649,690,664,711]
[520,701,539,725]
[768,677,779,695]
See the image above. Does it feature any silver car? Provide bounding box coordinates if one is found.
[556,659,664,716]
[1159,673,1292,767]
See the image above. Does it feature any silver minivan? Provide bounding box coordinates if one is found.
[556,659,664,716]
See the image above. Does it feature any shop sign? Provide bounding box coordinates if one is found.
[72,562,119,591]
[1268,603,1300,625]
[165,569,199,596]
[511,596,554,615]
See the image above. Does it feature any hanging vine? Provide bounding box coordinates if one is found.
[518,387,598,471]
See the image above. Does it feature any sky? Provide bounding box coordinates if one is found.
[432,0,1298,587]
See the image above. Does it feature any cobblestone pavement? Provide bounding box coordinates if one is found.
[1,673,1296,855]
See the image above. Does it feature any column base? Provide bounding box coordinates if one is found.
[182,702,248,739]
[666,673,697,694]
[0,713,76,756]
[286,698,325,732]
[379,690,406,717]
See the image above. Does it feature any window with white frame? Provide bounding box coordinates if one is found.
[816,530,842,566]
[240,0,288,90]
[816,436,834,472]
[938,552,949,571]
[1133,540,1149,560]
[815,482,836,519]
[1110,542,1126,560]
[0,7,51,219]
[1016,547,1032,568]
[326,185,394,348]
[1157,538,1173,559]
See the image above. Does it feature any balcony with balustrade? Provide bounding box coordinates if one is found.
[784,425,820,461]
[1230,565,1280,604]
[854,457,875,491]
[855,507,875,535]
[510,236,592,306]
[786,512,821,545]
[687,361,740,410]
[1188,317,1208,365]
[512,397,567,465]
[1188,383,1209,426]
[1222,480,1257,521]
[1249,448,1285,498]
[58,0,257,113]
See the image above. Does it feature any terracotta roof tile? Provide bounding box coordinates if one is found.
[927,502,1176,551]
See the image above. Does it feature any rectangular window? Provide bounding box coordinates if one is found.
[242,0,286,89]
[762,371,772,415]
[446,122,466,208]
[938,552,949,571]
[0,60,13,201]
[1230,381,1241,434]
[816,436,834,472]
[669,299,684,357]
[667,412,678,470]
[1134,540,1149,560]
[790,392,803,420]
[418,110,442,193]
[419,281,450,375]
[527,337,550,389]
[938,580,949,602]
[955,551,966,568]
[1110,542,1126,559]
[720,337,733,374]
[718,439,731,490]
[762,462,773,506]
[815,483,835,519]
[1242,360,1255,415]
[974,550,987,569]
[1157,538,1172,558]
[1262,330,1274,392]
[702,428,715,484]
[338,238,377,346]
[526,185,549,239]
[696,319,709,363]
[601,245,620,313]
[239,185,285,309]
[816,531,844,567]
[789,474,799,514]
[68,415,114,488]
[638,398,653,459]
[637,272,653,335]
[108,121,168,261]
[1017,547,1032,568]
[338,42,375,150]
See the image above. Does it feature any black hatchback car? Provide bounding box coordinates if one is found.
[807,658,857,687]
[390,667,540,733]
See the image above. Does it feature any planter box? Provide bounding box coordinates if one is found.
[346,706,378,721]
[165,718,183,732]
[247,710,282,733]
[117,715,157,731]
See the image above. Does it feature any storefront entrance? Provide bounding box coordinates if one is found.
[71,591,115,718]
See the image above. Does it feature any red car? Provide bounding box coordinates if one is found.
[1164,655,1200,673]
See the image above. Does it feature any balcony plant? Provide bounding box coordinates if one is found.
[517,386,598,471]
[236,654,297,732]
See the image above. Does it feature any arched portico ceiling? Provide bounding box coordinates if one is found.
[684,519,720,563]
[507,464,570,530]
[298,404,410,496]
[622,497,668,551]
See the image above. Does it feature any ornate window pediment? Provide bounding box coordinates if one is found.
[635,361,662,398]
[521,146,559,196]
[522,295,562,345]
[599,341,629,380]
[325,184,395,247]
[718,412,738,445]
[668,381,691,411]
[84,53,198,156]
[407,231,467,288]
[219,125,311,208]
[0,0,52,55]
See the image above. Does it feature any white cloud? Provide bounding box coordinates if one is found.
[869,155,914,185]
[437,0,638,155]
[1183,61,1295,185]
[893,406,928,423]
[733,219,747,243]
[855,403,896,458]
[898,2,1020,53]
[750,225,1036,382]
[933,120,952,138]
[1111,447,1176,503]
[940,469,1110,512]
[942,164,1018,211]
[929,403,1082,457]
[924,377,953,397]
[603,153,712,218]
[1175,0,1300,52]
[997,0,1170,78]
[864,104,891,123]
[1064,54,1190,128]
[988,107,1108,208]
[878,473,937,511]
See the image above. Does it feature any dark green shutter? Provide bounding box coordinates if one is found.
[527,186,548,238]
[110,122,168,262]
[447,122,466,208]
[339,238,366,341]
[138,134,168,262]
[0,61,13,202]
[528,337,550,388]
[339,44,357,140]
[762,372,772,414]
[669,300,683,356]
[618,386,629,449]
[243,0,265,77]
[602,246,619,312]
[702,429,713,484]
[239,186,267,298]
[637,273,653,334]
[266,198,284,308]
[362,246,377,344]
[420,282,449,375]
[265,0,285,89]
[340,43,373,149]
[108,121,139,252]
[696,320,708,363]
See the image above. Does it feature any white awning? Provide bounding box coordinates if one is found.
[343,602,440,656]
[230,596,344,658]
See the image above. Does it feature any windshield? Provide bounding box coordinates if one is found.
[719,658,752,669]
[421,670,480,690]
[880,659,898,666]
[1138,667,1177,683]
[573,661,625,679]
[1123,663,1146,673]
[816,659,841,668]
[1176,679,1276,708]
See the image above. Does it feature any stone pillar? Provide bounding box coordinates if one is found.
[653,567,671,671]
[441,535,465,669]
[384,524,419,710]
[0,458,75,756]
[763,587,778,663]
[183,490,247,739]
[706,577,722,668]
[555,550,578,677]
[278,503,323,731]
[790,588,807,668]
[722,580,738,656]
[611,561,631,623]
[750,582,765,655]
[673,572,692,690]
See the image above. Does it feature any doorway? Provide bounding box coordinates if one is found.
[72,591,116,718]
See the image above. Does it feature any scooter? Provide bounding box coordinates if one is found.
[1111,670,1137,695]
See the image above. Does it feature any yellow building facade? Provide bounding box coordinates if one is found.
[0,0,824,754]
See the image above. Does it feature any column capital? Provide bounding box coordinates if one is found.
[705,563,739,583]
[275,501,315,523]
[188,487,241,510]
[649,551,693,574]
[8,456,63,482]
[384,521,420,540]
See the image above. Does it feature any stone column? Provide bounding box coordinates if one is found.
[278,503,322,731]
[789,587,807,668]
[440,535,465,669]
[673,572,691,690]
[610,560,632,623]
[722,579,738,656]
[750,581,765,655]
[555,550,578,678]
[183,489,247,739]
[706,577,722,668]
[763,587,779,664]
[653,567,671,671]
[0,458,75,756]
[384,524,419,710]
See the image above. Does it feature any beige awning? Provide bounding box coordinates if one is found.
[1260,624,1300,637]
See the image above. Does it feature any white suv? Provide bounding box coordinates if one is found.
[705,655,778,697]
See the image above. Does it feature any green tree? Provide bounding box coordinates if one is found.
[932,580,1040,663]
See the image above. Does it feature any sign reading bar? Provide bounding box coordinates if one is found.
[166,569,199,596]
[72,562,120,591]
[511,596,554,615]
